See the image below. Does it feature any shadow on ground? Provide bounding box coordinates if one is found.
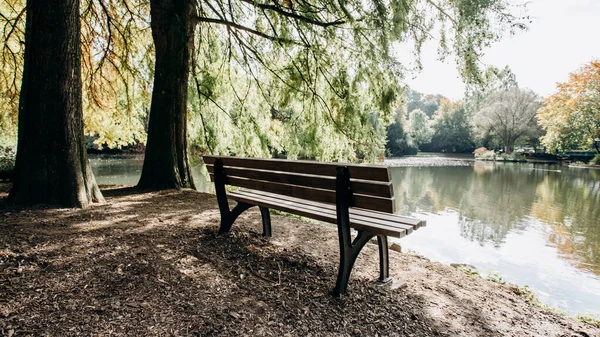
[0,186,597,336]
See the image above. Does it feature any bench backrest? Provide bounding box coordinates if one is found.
[203,156,395,213]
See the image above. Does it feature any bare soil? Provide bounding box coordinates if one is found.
[0,184,598,337]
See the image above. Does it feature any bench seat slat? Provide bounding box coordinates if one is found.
[232,189,414,233]
[204,155,391,182]
[229,191,406,238]
[246,189,425,229]
[206,165,393,198]
[229,189,416,238]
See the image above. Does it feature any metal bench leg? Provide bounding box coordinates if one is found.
[213,158,257,233]
[219,201,253,233]
[377,235,391,283]
[334,230,376,295]
[259,206,272,237]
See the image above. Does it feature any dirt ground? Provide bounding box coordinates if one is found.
[0,183,598,337]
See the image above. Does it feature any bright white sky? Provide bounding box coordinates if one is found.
[404,0,600,100]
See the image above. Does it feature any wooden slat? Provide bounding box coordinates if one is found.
[248,190,425,229]
[210,175,395,213]
[352,180,394,198]
[206,165,393,198]
[232,190,414,234]
[227,176,336,205]
[203,155,391,182]
[353,194,395,214]
[209,166,336,190]
[228,191,408,238]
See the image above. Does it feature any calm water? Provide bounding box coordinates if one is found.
[90,155,600,317]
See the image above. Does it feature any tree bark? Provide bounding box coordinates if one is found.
[9,0,104,208]
[137,0,196,190]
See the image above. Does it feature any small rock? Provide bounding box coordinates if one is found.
[390,279,408,290]
[390,243,402,253]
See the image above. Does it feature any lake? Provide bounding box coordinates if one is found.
[90,154,600,318]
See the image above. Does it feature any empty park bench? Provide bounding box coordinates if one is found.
[203,155,426,295]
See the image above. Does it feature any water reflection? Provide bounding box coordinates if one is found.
[90,155,213,193]
[391,162,600,316]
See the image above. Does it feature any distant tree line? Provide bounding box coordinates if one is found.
[386,61,600,157]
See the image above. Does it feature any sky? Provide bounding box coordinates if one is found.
[404,0,600,100]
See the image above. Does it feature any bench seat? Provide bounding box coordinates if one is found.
[228,189,425,238]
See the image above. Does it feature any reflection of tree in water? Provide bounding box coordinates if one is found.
[530,169,600,275]
[391,163,600,267]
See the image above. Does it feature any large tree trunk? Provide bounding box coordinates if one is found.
[504,138,515,154]
[9,0,103,208]
[137,0,196,190]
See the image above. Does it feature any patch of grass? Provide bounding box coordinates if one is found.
[455,267,572,318]
[457,265,480,277]
[509,284,565,317]
[485,270,504,283]
[577,314,600,328]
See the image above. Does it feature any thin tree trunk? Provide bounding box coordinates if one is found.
[9,0,103,208]
[137,0,196,190]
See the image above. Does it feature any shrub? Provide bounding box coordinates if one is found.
[473,147,488,155]
[591,154,600,165]
[474,150,496,160]
[0,146,16,177]
[497,153,527,162]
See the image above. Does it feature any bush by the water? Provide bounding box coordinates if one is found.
[591,154,600,165]
[474,149,496,160]
[474,148,527,162]
[0,146,16,177]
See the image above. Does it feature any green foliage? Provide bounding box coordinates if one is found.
[407,109,433,145]
[486,270,504,283]
[385,114,418,157]
[511,285,539,303]
[429,100,475,153]
[590,154,600,165]
[0,0,527,160]
[0,145,15,175]
[457,265,480,277]
[0,0,24,149]
[0,0,151,150]
[465,66,518,113]
[577,314,600,328]
[406,88,447,118]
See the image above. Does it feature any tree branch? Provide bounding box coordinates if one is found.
[192,16,301,45]
[239,0,346,27]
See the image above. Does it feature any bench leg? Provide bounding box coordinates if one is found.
[259,206,272,237]
[377,235,391,283]
[333,230,376,295]
[219,201,253,233]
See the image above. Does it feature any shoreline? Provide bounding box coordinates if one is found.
[1,184,598,336]
[569,163,600,170]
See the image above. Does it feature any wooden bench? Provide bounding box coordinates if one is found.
[203,155,425,295]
